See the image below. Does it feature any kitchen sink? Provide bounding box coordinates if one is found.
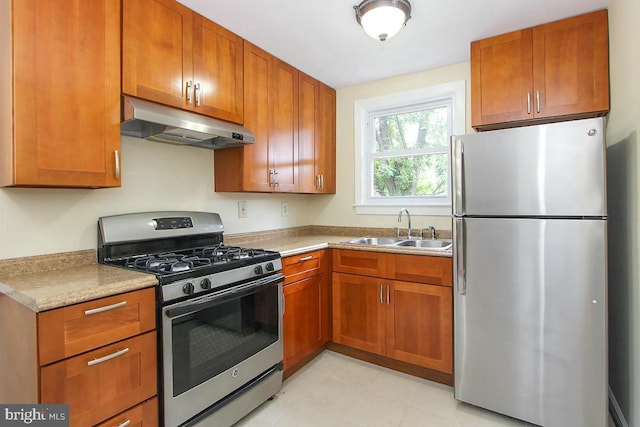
[395,239,452,250]
[342,237,452,251]
[345,237,402,246]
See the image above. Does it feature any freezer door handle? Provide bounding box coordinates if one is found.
[454,218,466,295]
[452,137,464,215]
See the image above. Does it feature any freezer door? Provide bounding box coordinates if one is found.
[451,117,606,217]
[453,217,607,427]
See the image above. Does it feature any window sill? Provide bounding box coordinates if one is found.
[354,204,452,216]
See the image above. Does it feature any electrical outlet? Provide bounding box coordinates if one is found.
[238,201,248,218]
[281,201,288,217]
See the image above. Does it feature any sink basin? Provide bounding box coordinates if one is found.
[342,237,452,251]
[395,239,452,250]
[344,237,401,246]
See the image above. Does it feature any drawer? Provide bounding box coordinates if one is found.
[332,249,389,278]
[95,397,158,427]
[390,254,452,286]
[283,250,325,285]
[38,287,156,365]
[40,331,157,427]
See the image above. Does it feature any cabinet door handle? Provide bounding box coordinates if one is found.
[320,174,324,190]
[282,292,286,315]
[195,82,201,107]
[386,285,390,305]
[117,420,131,427]
[379,284,384,304]
[269,170,275,187]
[536,90,540,113]
[298,256,313,262]
[186,80,193,105]
[87,347,129,367]
[274,170,280,186]
[84,300,127,316]
[114,150,120,180]
[316,174,321,189]
[527,92,531,115]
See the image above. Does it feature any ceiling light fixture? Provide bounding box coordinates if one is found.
[354,0,412,42]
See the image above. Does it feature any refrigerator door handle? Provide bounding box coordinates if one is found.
[454,218,466,295]
[452,137,464,215]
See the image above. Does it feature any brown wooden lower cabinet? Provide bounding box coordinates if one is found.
[385,280,452,373]
[283,275,325,370]
[332,273,452,374]
[331,250,453,378]
[40,331,157,427]
[282,250,329,376]
[0,287,158,427]
[96,397,158,427]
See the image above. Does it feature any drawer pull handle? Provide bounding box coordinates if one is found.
[117,420,131,427]
[298,256,313,262]
[84,301,127,316]
[88,348,129,367]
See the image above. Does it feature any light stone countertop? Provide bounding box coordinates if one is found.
[0,230,451,313]
[0,264,157,312]
[236,234,454,258]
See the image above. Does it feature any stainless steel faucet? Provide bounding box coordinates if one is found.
[429,226,437,240]
[397,208,411,239]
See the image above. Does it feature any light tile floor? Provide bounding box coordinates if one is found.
[234,350,543,427]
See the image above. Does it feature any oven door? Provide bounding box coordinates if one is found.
[162,273,284,427]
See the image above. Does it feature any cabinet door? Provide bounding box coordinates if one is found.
[298,72,319,193]
[122,0,193,110]
[270,57,299,192]
[192,15,244,123]
[10,0,120,187]
[238,41,271,191]
[386,281,452,373]
[283,275,325,371]
[332,272,386,355]
[40,331,157,427]
[471,29,533,128]
[532,9,609,118]
[316,82,336,193]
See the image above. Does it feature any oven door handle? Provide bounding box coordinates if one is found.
[165,273,284,319]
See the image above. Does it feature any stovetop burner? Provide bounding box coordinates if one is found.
[98,211,283,301]
[118,245,276,276]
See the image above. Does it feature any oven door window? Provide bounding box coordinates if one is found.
[170,282,280,396]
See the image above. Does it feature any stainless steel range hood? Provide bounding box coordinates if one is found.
[120,96,255,149]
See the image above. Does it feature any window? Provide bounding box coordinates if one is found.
[354,81,465,215]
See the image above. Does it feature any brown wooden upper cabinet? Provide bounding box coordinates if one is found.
[122,0,244,124]
[215,41,336,194]
[299,73,337,194]
[471,9,609,130]
[0,0,121,188]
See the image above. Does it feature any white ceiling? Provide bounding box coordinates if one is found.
[178,0,610,89]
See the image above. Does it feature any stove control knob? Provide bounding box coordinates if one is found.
[182,282,195,295]
[200,278,211,290]
[265,262,275,272]
[254,265,264,275]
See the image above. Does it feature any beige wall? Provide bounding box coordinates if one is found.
[606,0,640,424]
[311,62,471,232]
[0,137,315,259]
[0,62,471,260]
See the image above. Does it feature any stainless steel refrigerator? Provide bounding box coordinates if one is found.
[452,117,608,426]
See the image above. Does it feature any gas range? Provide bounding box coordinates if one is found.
[97,211,282,304]
[98,211,285,427]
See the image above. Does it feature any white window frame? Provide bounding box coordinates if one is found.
[353,80,466,215]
